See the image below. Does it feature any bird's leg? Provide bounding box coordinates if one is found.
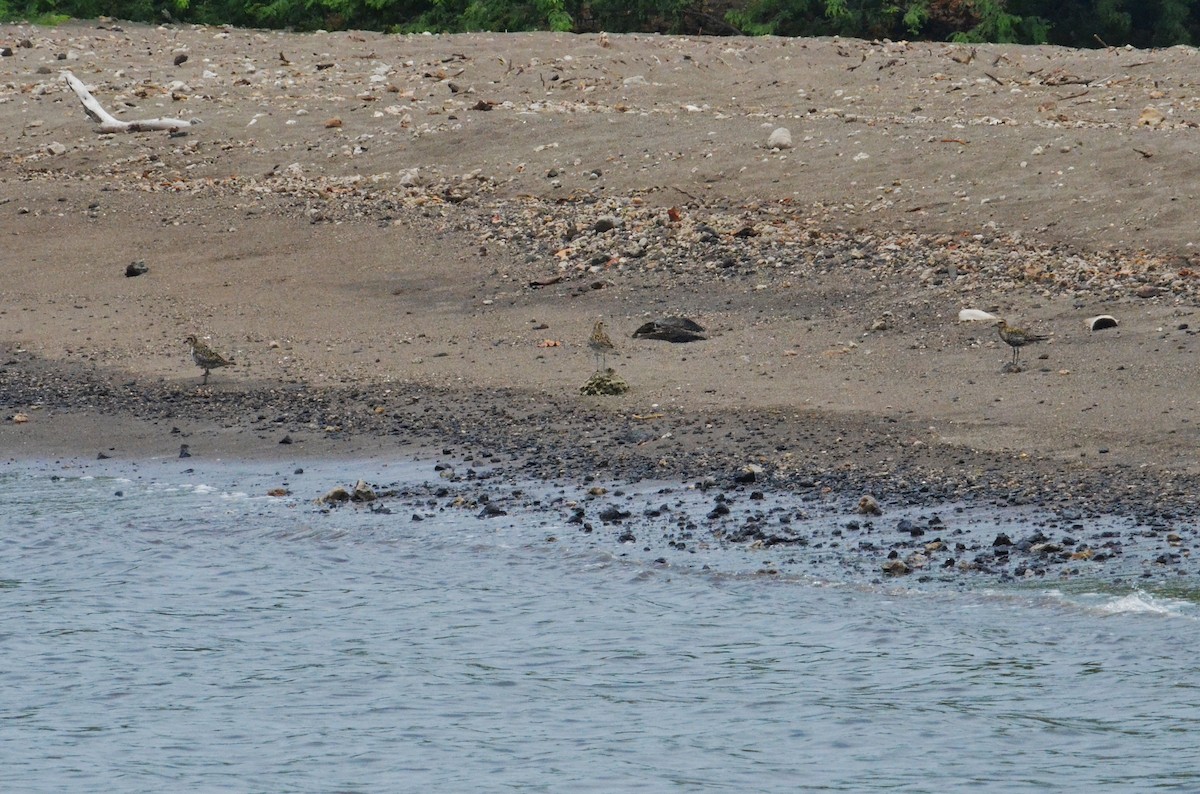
[202,369,209,385]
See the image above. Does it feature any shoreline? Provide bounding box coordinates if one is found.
[3,385,1193,589]
[4,344,1199,521]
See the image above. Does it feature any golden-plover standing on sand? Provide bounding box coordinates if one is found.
[184,335,235,384]
[995,319,1048,367]
[588,320,615,371]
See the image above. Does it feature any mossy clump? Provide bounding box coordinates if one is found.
[579,368,629,396]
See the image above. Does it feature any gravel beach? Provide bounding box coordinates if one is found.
[1,21,1198,579]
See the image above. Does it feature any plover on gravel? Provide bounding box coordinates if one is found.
[996,319,1048,367]
[185,335,235,384]
[588,320,615,371]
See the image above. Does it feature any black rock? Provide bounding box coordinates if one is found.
[125,260,149,277]
[598,506,631,522]
[477,503,507,518]
[617,529,636,543]
[179,444,190,458]
[631,317,707,343]
[993,533,1013,547]
[708,503,731,519]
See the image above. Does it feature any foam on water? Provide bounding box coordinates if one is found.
[1096,591,1190,617]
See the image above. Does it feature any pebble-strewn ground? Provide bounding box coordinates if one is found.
[1,22,1199,580]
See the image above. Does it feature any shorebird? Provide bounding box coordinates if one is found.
[588,320,615,370]
[184,335,234,384]
[995,319,1048,367]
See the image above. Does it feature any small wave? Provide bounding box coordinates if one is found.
[1096,592,1186,617]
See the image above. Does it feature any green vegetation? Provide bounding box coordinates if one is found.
[1,0,1197,48]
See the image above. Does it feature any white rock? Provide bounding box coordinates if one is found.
[1087,315,1118,331]
[398,168,421,186]
[767,127,792,149]
[958,308,999,322]
[45,141,67,155]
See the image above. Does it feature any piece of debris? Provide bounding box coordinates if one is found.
[1087,315,1119,331]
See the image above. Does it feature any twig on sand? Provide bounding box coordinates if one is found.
[63,71,200,134]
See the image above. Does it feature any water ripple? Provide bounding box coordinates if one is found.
[1,461,1198,792]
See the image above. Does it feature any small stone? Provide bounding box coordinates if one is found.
[707,502,731,519]
[320,487,351,504]
[45,142,67,156]
[1137,107,1166,127]
[350,480,376,502]
[599,506,631,522]
[882,558,909,576]
[173,53,188,66]
[0,47,12,57]
[179,444,191,458]
[767,127,792,149]
[593,216,620,233]
[125,260,149,277]
[857,495,882,515]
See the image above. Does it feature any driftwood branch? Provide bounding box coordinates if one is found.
[63,71,200,134]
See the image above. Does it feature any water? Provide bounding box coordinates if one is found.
[3,459,1199,792]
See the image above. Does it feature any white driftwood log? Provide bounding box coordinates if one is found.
[63,71,200,133]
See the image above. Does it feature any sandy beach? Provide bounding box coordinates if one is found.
[1,21,1199,522]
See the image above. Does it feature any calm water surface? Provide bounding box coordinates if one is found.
[2,459,1198,792]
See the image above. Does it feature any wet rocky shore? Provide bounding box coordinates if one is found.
[3,345,1196,587]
